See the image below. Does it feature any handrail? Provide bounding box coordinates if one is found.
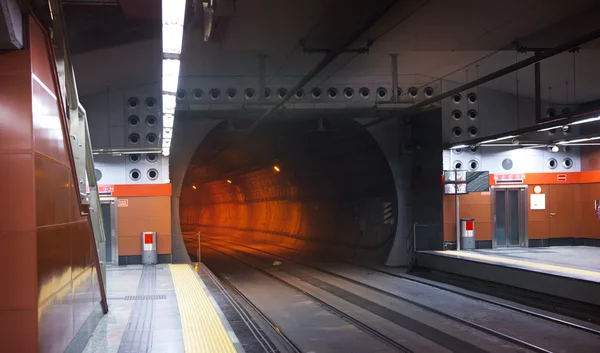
[46,0,108,313]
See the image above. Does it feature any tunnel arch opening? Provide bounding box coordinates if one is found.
[180,118,398,265]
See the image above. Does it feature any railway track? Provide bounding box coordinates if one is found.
[206,236,600,335]
[202,237,600,353]
[203,243,415,353]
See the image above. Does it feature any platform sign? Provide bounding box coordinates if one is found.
[530,194,546,210]
[443,170,468,195]
[557,174,567,182]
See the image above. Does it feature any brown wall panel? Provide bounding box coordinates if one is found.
[443,192,492,241]
[0,61,33,151]
[548,184,582,238]
[35,155,73,227]
[0,230,37,311]
[0,153,36,232]
[0,48,38,352]
[32,79,68,165]
[117,196,171,255]
[0,309,38,352]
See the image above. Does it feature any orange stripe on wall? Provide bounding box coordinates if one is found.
[488,171,600,186]
[110,184,172,197]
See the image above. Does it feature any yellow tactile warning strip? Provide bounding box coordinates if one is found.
[170,264,238,353]
[430,250,600,282]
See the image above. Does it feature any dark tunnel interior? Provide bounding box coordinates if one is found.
[180,118,399,264]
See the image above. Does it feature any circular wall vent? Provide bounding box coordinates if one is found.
[146,133,158,144]
[94,169,102,181]
[468,110,478,119]
[468,126,478,136]
[147,168,159,181]
[264,88,272,99]
[343,87,354,99]
[452,110,462,120]
[376,87,387,98]
[453,160,463,170]
[226,88,237,99]
[128,115,139,126]
[452,94,461,103]
[424,86,434,97]
[328,87,338,98]
[128,97,139,108]
[408,87,418,98]
[244,88,256,99]
[193,89,203,99]
[312,88,322,99]
[129,169,141,181]
[145,97,157,108]
[547,158,558,169]
[128,133,140,144]
[359,87,370,98]
[146,115,157,127]
[467,93,477,103]
[277,88,287,99]
[176,89,186,100]
[294,89,304,98]
[209,89,221,100]
[452,127,462,137]
[502,158,513,170]
[147,153,158,163]
[562,158,573,169]
[129,154,141,163]
[468,160,479,171]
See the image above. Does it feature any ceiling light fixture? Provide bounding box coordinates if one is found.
[558,136,600,145]
[479,135,517,144]
[537,126,561,132]
[273,165,281,172]
[568,116,600,126]
[161,0,187,157]
[450,144,468,150]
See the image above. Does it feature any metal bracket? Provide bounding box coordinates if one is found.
[299,38,374,54]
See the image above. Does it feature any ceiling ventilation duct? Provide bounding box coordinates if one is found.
[0,0,23,50]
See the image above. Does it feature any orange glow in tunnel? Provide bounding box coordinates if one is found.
[180,119,398,264]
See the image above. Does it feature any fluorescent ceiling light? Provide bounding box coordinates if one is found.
[162,148,170,157]
[558,136,600,144]
[162,0,186,55]
[568,116,600,125]
[163,127,173,139]
[537,126,561,132]
[163,113,174,128]
[162,59,180,93]
[163,94,177,113]
[163,138,172,148]
[480,135,516,144]
[450,144,468,150]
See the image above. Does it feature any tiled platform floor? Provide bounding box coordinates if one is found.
[80,264,242,353]
[425,246,600,283]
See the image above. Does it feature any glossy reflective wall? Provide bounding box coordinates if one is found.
[0,17,104,353]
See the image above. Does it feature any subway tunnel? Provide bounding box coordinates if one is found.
[179,118,399,264]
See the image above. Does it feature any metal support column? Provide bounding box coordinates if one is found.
[390,54,398,102]
[258,54,266,100]
[535,62,542,123]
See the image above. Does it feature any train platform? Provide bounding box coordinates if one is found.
[74,264,244,353]
[416,246,600,306]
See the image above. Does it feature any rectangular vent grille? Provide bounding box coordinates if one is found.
[124,295,166,301]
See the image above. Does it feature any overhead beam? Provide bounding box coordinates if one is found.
[367,27,600,128]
